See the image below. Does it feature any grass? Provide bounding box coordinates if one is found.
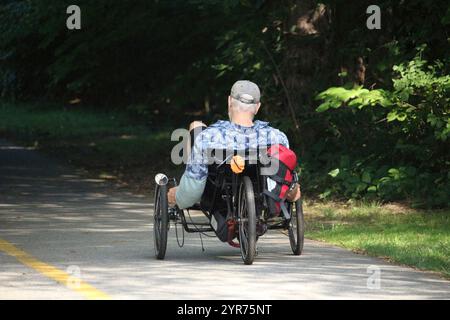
[304,201,450,279]
[0,102,182,192]
[0,102,142,139]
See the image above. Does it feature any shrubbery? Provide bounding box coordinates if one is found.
[315,48,450,207]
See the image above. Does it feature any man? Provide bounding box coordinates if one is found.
[168,80,300,208]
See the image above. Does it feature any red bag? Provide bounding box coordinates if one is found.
[263,144,298,217]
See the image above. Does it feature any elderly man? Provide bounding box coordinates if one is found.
[168,80,300,208]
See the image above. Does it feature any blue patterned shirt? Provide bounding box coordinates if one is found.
[176,120,290,208]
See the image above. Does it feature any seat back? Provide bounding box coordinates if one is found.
[200,147,269,213]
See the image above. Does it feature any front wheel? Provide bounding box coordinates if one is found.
[153,184,169,260]
[288,199,305,255]
[238,176,257,265]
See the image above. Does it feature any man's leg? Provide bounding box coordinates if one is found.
[168,121,207,207]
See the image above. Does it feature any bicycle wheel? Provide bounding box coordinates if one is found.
[288,199,305,255]
[238,176,257,265]
[153,184,169,260]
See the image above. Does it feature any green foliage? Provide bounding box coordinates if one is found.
[390,50,450,142]
[316,48,450,207]
[322,161,450,208]
[0,0,279,111]
[316,86,392,112]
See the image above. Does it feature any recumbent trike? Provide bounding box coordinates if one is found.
[153,146,305,265]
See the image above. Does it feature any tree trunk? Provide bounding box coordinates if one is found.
[282,0,331,152]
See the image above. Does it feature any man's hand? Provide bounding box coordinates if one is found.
[286,183,301,202]
[167,187,178,206]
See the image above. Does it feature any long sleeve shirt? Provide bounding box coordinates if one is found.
[176,120,290,209]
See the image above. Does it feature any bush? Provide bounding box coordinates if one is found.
[315,47,450,208]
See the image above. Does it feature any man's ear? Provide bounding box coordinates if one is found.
[255,103,261,115]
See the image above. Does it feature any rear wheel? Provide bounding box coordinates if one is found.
[288,199,305,255]
[238,176,257,265]
[154,185,169,260]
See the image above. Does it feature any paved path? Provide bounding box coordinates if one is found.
[0,139,449,299]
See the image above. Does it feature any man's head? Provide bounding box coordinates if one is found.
[228,80,261,123]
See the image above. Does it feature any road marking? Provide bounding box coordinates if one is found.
[0,238,110,300]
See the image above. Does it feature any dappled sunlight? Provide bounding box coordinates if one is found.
[0,146,26,150]
[107,201,153,207]
[1,139,449,299]
[56,235,450,299]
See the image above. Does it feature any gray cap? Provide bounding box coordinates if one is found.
[230,80,261,104]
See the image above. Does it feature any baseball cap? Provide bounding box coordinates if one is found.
[230,80,261,104]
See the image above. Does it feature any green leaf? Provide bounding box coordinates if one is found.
[396,112,407,121]
[356,182,368,193]
[361,172,371,184]
[319,189,332,199]
[316,100,341,113]
[328,168,340,178]
[387,111,398,122]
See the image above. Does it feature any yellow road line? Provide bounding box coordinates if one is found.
[0,238,110,300]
